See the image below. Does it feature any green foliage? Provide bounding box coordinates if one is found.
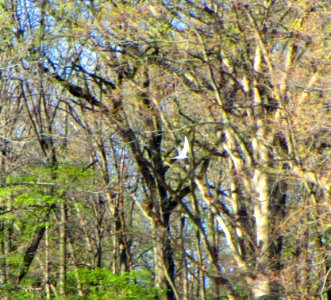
[7,251,24,269]
[66,268,162,299]
[0,284,38,300]
[1,163,96,207]
[5,163,93,184]
[1,268,162,300]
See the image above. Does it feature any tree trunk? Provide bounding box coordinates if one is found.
[44,225,51,300]
[247,274,274,299]
[154,224,178,300]
[59,202,67,297]
[180,215,189,300]
[16,218,48,284]
[67,231,83,297]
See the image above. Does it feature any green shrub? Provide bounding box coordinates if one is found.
[66,268,162,299]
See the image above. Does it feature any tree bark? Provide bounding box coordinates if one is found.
[59,202,67,297]
[44,225,51,300]
[16,213,49,284]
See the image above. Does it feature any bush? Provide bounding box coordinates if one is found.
[66,268,162,299]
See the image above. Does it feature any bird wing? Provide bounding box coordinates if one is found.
[181,136,189,156]
[171,136,189,160]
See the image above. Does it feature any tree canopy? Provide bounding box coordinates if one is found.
[0,1,330,299]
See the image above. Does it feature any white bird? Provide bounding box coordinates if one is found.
[171,136,189,160]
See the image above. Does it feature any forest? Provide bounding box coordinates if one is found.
[0,0,330,299]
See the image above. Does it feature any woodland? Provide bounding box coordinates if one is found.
[0,0,330,299]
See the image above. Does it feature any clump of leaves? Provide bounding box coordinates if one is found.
[0,283,38,300]
[66,268,163,299]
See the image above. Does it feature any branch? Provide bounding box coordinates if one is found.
[0,181,58,188]
[194,178,247,270]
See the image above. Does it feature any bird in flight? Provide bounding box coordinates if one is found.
[171,136,189,160]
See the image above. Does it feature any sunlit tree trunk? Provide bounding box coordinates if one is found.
[244,44,274,298]
[59,202,67,297]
